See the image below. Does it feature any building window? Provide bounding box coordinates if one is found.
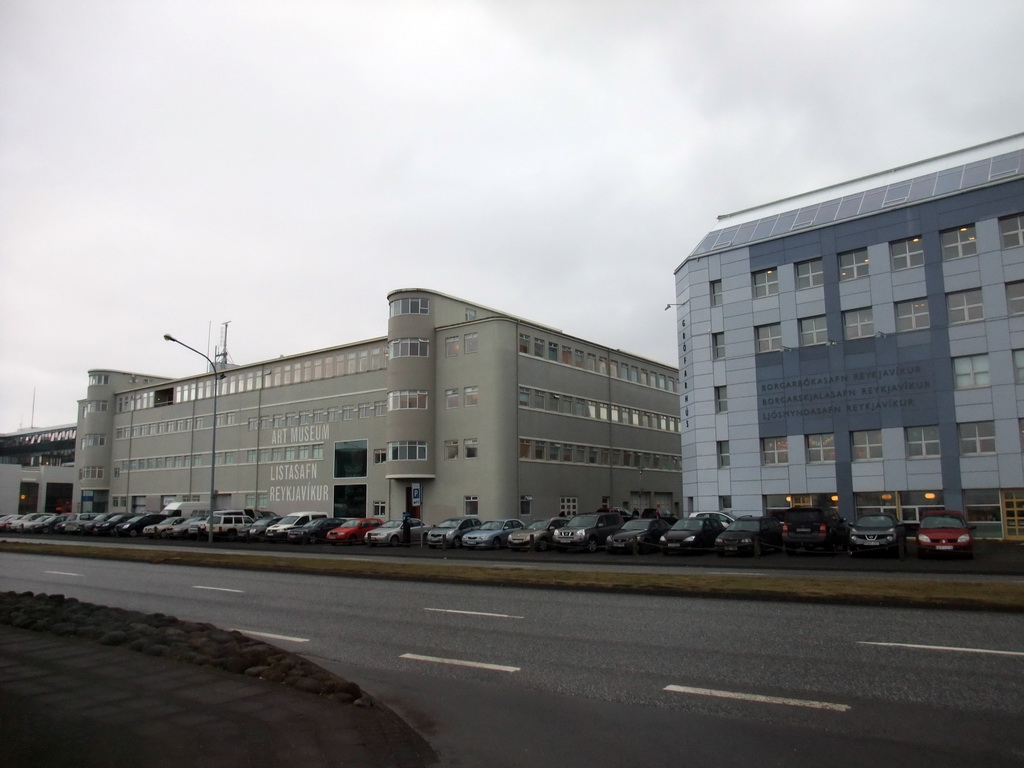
[959,421,996,455]
[373,449,387,464]
[519,334,530,353]
[895,299,930,332]
[334,440,368,478]
[1007,282,1024,316]
[446,388,459,408]
[851,430,883,461]
[358,403,373,419]
[390,297,429,316]
[388,338,430,358]
[714,386,728,413]
[712,332,725,360]
[559,497,578,516]
[548,342,558,361]
[999,213,1024,249]
[953,354,990,389]
[464,496,479,516]
[890,236,924,270]
[716,441,730,468]
[755,323,782,353]
[843,308,874,340]
[946,289,983,324]
[905,426,940,458]
[795,258,824,289]
[464,332,479,354]
[752,268,779,298]
[838,248,869,280]
[1014,350,1024,384]
[464,438,478,459]
[806,433,835,463]
[761,437,788,465]
[444,440,459,460]
[445,336,462,356]
[387,441,428,461]
[941,225,977,260]
[373,501,386,516]
[464,386,479,406]
[799,315,827,347]
[710,280,723,307]
[388,390,428,410]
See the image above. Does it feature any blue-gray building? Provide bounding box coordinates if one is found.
[673,133,1024,539]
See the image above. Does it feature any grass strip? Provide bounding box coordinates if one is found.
[3,541,1022,613]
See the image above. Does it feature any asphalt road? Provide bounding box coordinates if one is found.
[2,551,1023,767]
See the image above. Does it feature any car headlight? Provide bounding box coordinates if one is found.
[739,537,752,545]
[683,535,695,542]
[660,535,667,543]
[918,534,931,543]
[957,534,971,543]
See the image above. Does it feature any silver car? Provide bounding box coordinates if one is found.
[461,519,525,549]
[365,518,428,547]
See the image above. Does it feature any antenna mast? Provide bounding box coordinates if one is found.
[216,321,233,370]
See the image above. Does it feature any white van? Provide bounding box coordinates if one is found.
[263,511,329,542]
[160,501,209,518]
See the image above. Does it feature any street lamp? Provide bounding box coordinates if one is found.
[163,333,222,543]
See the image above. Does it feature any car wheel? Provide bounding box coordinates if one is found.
[536,538,549,552]
[586,537,599,553]
[128,529,138,538]
[492,537,501,549]
[389,535,399,547]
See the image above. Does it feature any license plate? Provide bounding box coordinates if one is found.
[936,545,953,550]
[667,542,680,548]
[864,540,881,546]
[724,546,737,552]
[795,527,812,533]
[612,542,625,547]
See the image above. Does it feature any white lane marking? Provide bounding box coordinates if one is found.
[859,641,1024,658]
[192,585,245,593]
[44,571,83,577]
[664,684,851,712]
[424,608,524,619]
[232,629,310,643]
[401,653,520,673]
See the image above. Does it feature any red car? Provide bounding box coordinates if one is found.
[326,517,383,545]
[916,510,974,559]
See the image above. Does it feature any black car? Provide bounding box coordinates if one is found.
[848,513,907,558]
[552,511,625,552]
[114,514,167,538]
[606,518,671,554]
[781,506,850,554]
[91,513,134,536]
[714,515,783,557]
[286,517,347,545]
[661,517,726,554]
[241,516,281,542]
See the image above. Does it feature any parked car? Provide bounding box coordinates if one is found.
[714,515,783,557]
[326,517,383,545]
[81,512,120,535]
[191,510,258,540]
[426,517,483,548]
[461,519,525,549]
[916,510,974,559]
[0,514,26,531]
[20,514,59,533]
[366,518,428,547]
[114,514,167,537]
[552,511,625,553]
[606,518,672,554]
[143,516,186,538]
[60,512,98,534]
[692,511,735,526]
[661,517,725,554]
[239,516,281,542]
[781,506,850,554]
[287,517,348,545]
[9,513,48,532]
[507,517,569,552]
[162,517,197,539]
[263,511,330,542]
[91,513,134,536]
[848,513,907,558]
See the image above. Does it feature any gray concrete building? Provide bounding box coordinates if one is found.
[673,134,1024,539]
[75,289,681,523]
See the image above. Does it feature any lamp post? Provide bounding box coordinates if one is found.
[164,334,221,543]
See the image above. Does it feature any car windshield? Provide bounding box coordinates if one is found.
[338,519,361,528]
[276,515,302,526]
[621,519,651,531]
[566,514,600,528]
[671,519,704,531]
[478,521,503,531]
[379,520,401,529]
[856,515,896,528]
[526,520,549,530]
[728,520,760,532]
[921,515,967,529]
[436,519,461,528]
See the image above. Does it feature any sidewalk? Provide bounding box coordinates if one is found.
[0,626,433,768]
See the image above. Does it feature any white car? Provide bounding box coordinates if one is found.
[143,516,186,538]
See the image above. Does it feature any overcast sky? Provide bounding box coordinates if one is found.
[1,0,1021,433]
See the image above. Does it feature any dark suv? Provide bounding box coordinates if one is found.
[781,506,849,554]
[552,511,624,553]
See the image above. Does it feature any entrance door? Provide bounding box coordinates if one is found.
[1003,490,1024,539]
